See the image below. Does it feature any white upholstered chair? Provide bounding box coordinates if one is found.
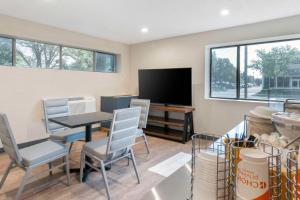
[80,107,141,200]
[0,113,70,200]
[130,98,150,154]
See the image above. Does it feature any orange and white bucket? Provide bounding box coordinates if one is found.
[236,148,269,200]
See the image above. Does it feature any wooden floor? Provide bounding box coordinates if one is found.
[0,132,191,200]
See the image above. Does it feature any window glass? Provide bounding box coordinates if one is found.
[245,40,300,100]
[240,46,247,98]
[211,47,237,98]
[62,47,93,71]
[0,36,117,73]
[277,77,284,88]
[95,52,116,72]
[210,39,300,101]
[16,39,60,68]
[0,37,12,66]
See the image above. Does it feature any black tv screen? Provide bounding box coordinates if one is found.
[138,68,192,106]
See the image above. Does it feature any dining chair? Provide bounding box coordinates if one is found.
[79,107,141,200]
[43,98,86,152]
[0,113,70,200]
[130,98,150,154]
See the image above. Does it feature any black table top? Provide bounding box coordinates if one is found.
[49,112,113,128]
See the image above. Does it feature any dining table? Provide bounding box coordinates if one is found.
[49,111,113,182]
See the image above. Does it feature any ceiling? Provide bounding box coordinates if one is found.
[0,0,300,44]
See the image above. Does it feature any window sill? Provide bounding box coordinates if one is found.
[204,97,269,104]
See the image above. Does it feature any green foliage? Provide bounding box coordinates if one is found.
[211,52,236,84]
[96,53,115,72]
[1,37,115,72]
[62,47,93,71]
[16,40,60,68]
[250,45,299,77]
[0,38,12,66]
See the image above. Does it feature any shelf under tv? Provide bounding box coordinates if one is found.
[144,104,195,144]
[148,116,184,127]
[144,125,184,141]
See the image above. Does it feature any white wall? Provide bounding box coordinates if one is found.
[129,15,300,135]
[0,15,131,145]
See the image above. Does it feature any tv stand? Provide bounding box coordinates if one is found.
[144,104,195,144]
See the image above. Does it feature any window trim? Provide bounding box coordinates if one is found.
[206,34,300,102]
[0,33,117,73]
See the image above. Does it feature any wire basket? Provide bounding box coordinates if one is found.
[286,150,299,199]
[191,133,231,200]
[230,141,282,200]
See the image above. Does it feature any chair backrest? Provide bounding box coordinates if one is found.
[43,98,69,133]
[0,113,23,165]
[130,99,150,129]
[106,107,141,156]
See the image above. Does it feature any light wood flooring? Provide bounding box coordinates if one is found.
[0,131,191,200]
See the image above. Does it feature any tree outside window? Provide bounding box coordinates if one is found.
[62,47,93,71]
[210,39,300,100]
[0,37,12,66]
[16,39,60,68]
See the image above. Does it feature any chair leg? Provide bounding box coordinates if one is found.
[127,157,130,166]
[65,154,71,186]
[0,161,14,189]
[100,161,111,200]
[69,142,74,154]
[63,142,73,173]
[79,152,85,183]
[62,156,67,173]
[16,167,32,200]
[48,162,53,176]
[130,149,140,184]
[143,134,150,154]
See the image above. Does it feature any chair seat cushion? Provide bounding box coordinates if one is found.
[136,128,144,136]
[83,137,109,160]
[19,141,67,166]
[49,128,85,143]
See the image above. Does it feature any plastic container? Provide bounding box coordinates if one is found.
[236,148,269,200]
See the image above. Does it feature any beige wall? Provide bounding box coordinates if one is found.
[1,14,300,146]
[129,15,300,135]
[0,15,131,145]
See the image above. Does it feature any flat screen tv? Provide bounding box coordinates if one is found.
[138,68,192,106]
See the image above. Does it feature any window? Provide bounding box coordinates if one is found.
[16,39,60,68]
[209,38,300,101]
[210,47,237,98]
[95,52,116,72]
[62,47,93,71]
[0,37,12,66]
[0,34,117,73]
